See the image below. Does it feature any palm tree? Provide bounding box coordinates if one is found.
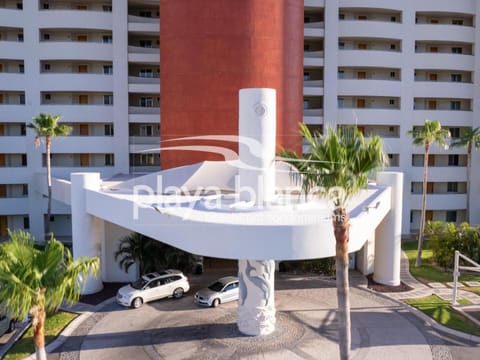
[450,127,480,223]
[27,113,72,238]
[115,232,198,275]
[0,230,99,360]
[280,124,386,360]
[408,120,450,268]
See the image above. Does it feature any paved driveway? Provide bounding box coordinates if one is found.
[47,271,480,360]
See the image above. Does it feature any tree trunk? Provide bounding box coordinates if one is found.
[33,309,47,360]
[333,207,351,360]
[466,144,471,223]
[45,137,52,238]
[415,142,430,267]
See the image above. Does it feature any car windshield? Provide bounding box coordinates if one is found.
[208,281,225,292]
[130,278,149,290]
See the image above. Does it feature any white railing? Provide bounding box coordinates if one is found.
[452,250,480,305]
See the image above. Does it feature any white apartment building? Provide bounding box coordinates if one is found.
[0,0,479,242]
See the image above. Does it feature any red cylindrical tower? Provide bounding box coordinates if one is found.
[160,0,303,169]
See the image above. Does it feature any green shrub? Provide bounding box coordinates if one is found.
[425,221,480,269]
[279,257,335,276]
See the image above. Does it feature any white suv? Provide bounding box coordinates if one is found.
[117,270,190,308]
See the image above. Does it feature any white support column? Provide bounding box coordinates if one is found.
[238,88,276,205]
[356,232,375,275]
[374,172,403,286]
[237,260,276,336]
[71,173,104,294]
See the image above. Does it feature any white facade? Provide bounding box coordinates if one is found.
[0,0,479,241]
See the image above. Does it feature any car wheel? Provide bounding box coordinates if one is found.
[212,298,220,308]
[173,287,184,299]
[7,320,15,333]
[132,297,143,309]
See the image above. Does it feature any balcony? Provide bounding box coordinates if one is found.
[39,74,113,92]
[51,136,114,153]
[337,108,401,126]
[0,167,29,183]
[39,42,113,61]
[0,8,24,28]
[414,24,474,43]
[128,46,160,63]
[37,10,112,30]
[303,109,323,125]
[38,105,114,122]
[304,22,324,38]
[128,76,160,93]
[410,193,467,211]
[0,73,25,91]
[409,166,467,182]
[0,105,28,122]
[338,50,402,68]
[304,0,325,7]
[414,53,474,71]
[303,51,324,67]
[337,79,401,97]
[0,136,26,153]
[339,21,403,39]
[413,82,473,99]
[0,198,29,215]
[128,15,159,33]
[0,41,26,59]
[338,1,403,11]
[303,80,323,96]
[413,110,473,127]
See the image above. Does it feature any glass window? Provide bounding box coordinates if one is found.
[103,95,113,105]
[449,127,460,138]
[451,47,463,54]
[450,101,461,110]
[451,74,462,82]
[452,19,463,25]
[102,5,112,12]
[140,97,153,107]
[448,154,459,166]
[103,65,113,74]
[447,182,458,193]
[103,35,112,44]
[446,211,457,223]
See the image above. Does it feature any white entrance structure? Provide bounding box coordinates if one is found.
[40,89,403,336]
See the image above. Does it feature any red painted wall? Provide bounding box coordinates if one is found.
[160,0,303,169]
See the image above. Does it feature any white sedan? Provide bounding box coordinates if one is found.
[117,270,190,308]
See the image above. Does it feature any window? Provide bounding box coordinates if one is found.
[17,33,24,42]
[390,44,396,50]
[448,154,459,166]
[447,182,458,193]
[390,71,396,78]
[44,94,51,101]
[338,70,344,79]
[103,65,113,74]
[104,154,114,166]
[18,64,24,73]
[43,3,49,9]
[449,127,460,138]
[140,125,153,136]
[102,35,112,44]
[337,98,344,108]
[19,94,25,105]
[17,3,22,10]
[358,15,367,20]
[338,42,345,49]
[304,17,310,23]
[43,33,50,40]
[339,13,345,20]
[451,74,462,82]
[139,11,152,18]
[23,216,29,230]
[102,5,112,12]
[430,19,439,24]
[304,44,310,51]
[452,19,464,25]
[21,154,27,166]
[303,100,310,109]
[140,97,153,107]
[130,153,159,166]
[303,72,310,81]
[104,124,114,136]
[446,211,457,223]
[451,47,463,54]
[20,124,26,136]
[22,184,28,195]
[389,99,395,105]
[450,101,461,110]
[103,95,113,105]
[390,16,396,22]
[44,63,51,71]
[139,69,153,78]
[139,40,152,48]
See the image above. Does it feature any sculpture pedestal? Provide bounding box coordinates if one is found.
[237,259,276,336]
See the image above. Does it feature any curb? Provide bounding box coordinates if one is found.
[0,320,31,360]
[20,297,116,360]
